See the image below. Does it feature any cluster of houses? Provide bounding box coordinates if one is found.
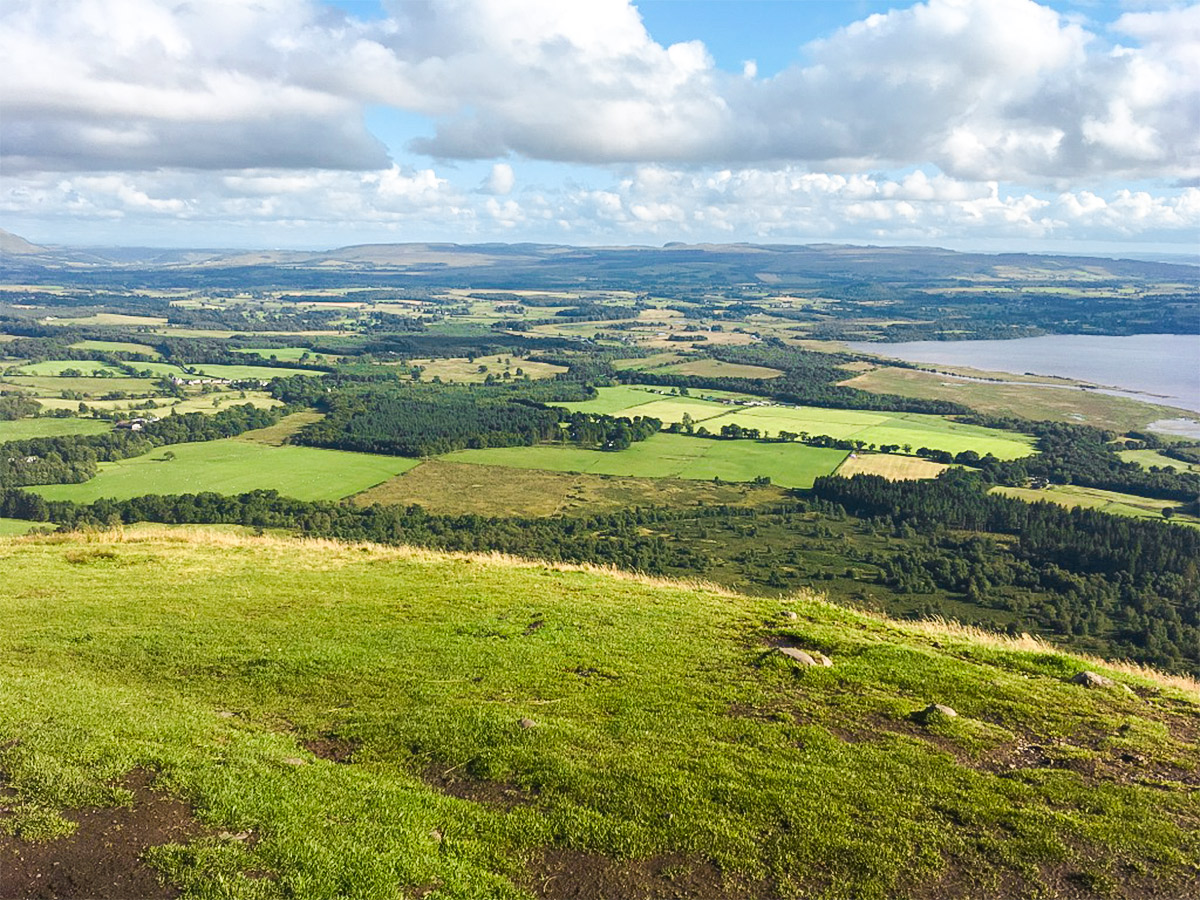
[114,416,160,431]
[169,374,231,386]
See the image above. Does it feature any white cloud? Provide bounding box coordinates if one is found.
[3,0,1196,182]
[481,163,516,196]
[6,164,1195,249]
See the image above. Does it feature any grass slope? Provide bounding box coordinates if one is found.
[443,433,848,489]
[29,437,419,503]
[0,531,1195,899]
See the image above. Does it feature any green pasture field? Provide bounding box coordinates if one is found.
[42,313,167,327]
[30,438,419,503]
[352,459,787,517]
[5,375,159,396]
[842,366,1187,434]
[232,347,314,362]
[124,361,188,377]
[405,354,568,383]
[10,359,128,377]
[0,517,42,535]
[658,359,784,379]
[1119,448,1200,473]
[558,387,1034,459]
[610,352,686,371]
[701,406,1034,460]
[187,363,317,380]
[443,433,848,488]
[993,485,1200,524]
[558,386,733,421]
[0,418,110,441]
[29,393,281,416]
[0,531,1195,898]
[69,340,162,358]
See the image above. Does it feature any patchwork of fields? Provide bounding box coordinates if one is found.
[559,386,1036,460]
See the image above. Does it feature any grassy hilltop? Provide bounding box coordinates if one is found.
[0,530,1198,899]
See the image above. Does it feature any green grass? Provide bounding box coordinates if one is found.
[843,366,1188,434]
[0,517,43,535]
[5,375,159,396]
[443,433,847,488]
[658,359,784,379]
[0,531,1195,898]
[702,406,1033,459]
[29,438,420,503]
[70,340,162,358]
[353,459,787,517]
[993,485,1200,524]
[0,417,111,440]
[186,363,318,381]
[124,361,189,377]
[558,387,735,422]
[559,388,1035,460]
[232,347,314,362]
[1118,448,1200,474]
[9,359,128,377]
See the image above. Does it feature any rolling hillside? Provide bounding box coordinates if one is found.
[1,530,1196,899]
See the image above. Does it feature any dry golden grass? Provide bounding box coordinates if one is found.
[835,452,949,480]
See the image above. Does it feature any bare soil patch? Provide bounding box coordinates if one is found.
[422,765,537,810]
[303,734,359,764]
[0,769,203,899]
[525,849,777,900]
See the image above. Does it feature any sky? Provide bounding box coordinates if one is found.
[1,0,1198,254]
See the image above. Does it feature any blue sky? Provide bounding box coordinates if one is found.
[1,0,1196,254]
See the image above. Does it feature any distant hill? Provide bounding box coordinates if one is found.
[0,227,47,255]
[0,528,1196,898]
[3,234,1194,285]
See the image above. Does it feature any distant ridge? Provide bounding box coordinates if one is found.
[0,227,47,255]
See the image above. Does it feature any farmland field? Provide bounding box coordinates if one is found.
[0,417,110,440]
[352,459,786,516]
[992,485,1199,524]
[405,354,568,383]
[30,392,283,415]
[10,359,128,377]
[841,366,1188,434]
[5,375,159,396]
[835,453,949,481]
[0,517,42,535]
[558,387,1035,459]
[610,352,686,371]
[658,359,784,379]
[30,438,420,503]
[187,363,317,380]
[443,432,848,488]
[558,386,735,421]
[70,340,162,357]
[123,361,189,377]
[232,347,316,362]
[1119,448,1200,473]
[700,406,1034,460]
[43,313,168,327]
